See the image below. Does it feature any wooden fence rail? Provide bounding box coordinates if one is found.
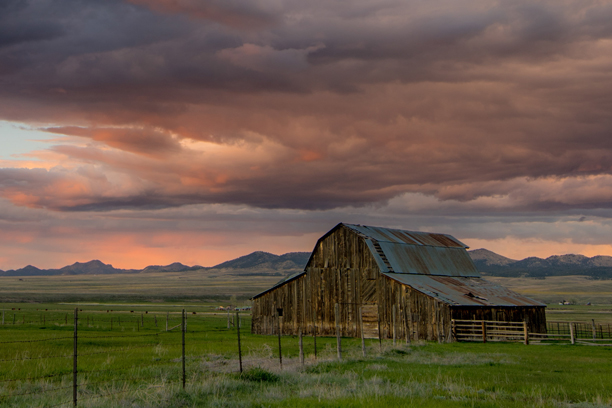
[453,319,612,345]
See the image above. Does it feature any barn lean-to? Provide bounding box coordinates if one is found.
[251,223,546,341]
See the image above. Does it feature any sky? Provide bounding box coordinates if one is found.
[1,0,612,270]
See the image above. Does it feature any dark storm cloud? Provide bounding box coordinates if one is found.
[1,0,612,213]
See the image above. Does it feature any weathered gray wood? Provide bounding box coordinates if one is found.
[360,306,366,357]
[570,322,575,344]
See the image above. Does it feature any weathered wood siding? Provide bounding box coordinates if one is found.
[252,225,381,337]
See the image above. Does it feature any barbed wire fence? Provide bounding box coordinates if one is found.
[3,305,611,407]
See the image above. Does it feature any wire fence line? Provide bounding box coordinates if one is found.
[0,308,256,407]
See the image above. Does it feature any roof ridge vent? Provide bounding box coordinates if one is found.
[371,240,394,272]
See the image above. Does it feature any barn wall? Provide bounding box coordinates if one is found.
[252,225,381,336]
[378,274,452,342]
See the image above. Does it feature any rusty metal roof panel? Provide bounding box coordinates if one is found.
[344,224,467,248]
[383,273,545,307]
[378,242,480,277]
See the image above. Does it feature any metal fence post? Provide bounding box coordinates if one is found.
[299,328,304,366]
[392,305,397,346]
[335,303,342,361]
[237,311,243,373]
[182,309,186,389]
[277,310,283,370]
[73,308,78,407]
[360,306,366,357]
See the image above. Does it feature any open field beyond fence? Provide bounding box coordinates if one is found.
[1,303,612,408]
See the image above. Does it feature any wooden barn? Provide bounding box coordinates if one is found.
[251,223,546,341]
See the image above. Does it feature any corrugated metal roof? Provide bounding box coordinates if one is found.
[344,224,468,248]
[378,242,480,277]
[383,273,545,307]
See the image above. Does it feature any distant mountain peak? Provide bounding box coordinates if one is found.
[468,249,516,266]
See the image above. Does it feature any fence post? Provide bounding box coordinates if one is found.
[377,309,382,352]
[141,313,144,328]
[451,319,456,341]
[357,306,366,357]
[392,305,397,346]
[313,312,317,360]
[570,322,575,345]
[299,328,304,366]
[73,308,78,407]
[236,311,243,373]
[482,321,487,343]
[227,309,230,329]
[277,310,282,370]
[592,319,596,340]
[523,321,529,345]
[182,309,186,389]
[335,303,342,361]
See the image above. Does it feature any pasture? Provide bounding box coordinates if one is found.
[1,302,612,407]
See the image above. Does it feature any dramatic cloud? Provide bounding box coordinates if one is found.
[1,0,612,267]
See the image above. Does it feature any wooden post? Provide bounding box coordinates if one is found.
[227,309,230,329]
[592,319,596,340]
[236,311,243,373]
[392,305,397,346]
[523,321,529,345]
[73,308,78,407]
[277,310,282,370]
[482,321,487,343]
[299,328,304,366]
[313,311,317,360]
[377,310,382,352]
[569,322,575,345]
[182,309,186,389]
[451,319,456,341]
[141,313,144,328]
[359,306,366,357]
[335,303,342,361]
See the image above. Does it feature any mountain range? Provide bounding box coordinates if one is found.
[0,251,310,277]
[2,249,612,279]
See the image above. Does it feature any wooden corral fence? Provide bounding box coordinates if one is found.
[452,319,612,345]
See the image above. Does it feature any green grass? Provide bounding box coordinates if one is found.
[1,304,612,407]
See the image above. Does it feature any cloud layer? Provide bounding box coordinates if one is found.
[1,0,612,267]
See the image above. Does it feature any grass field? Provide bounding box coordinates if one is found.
[1,302,612,407]
[2,274,612,407]
[0,270,284,303]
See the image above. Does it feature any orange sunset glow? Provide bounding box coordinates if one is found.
[1,0,612,270]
